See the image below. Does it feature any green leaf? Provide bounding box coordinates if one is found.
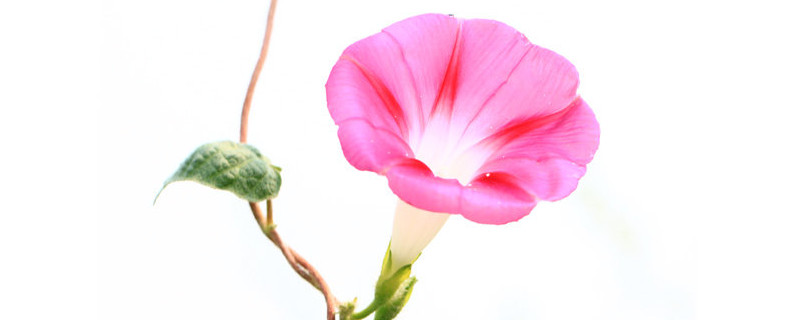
[374,277,417,320]
[156,141,281,203]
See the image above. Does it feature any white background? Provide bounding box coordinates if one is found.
[1,0,798,319]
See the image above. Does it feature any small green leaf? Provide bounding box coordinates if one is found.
[374,277,417,320]
[156,141,281,203]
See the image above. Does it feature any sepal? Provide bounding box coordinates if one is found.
[375,276,417,320]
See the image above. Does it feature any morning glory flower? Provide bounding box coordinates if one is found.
[326,14,599,270]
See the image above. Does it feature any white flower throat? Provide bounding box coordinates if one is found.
[389,200,450,272]
[410,114,490,186]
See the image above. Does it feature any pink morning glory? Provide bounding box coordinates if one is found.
[326,14,599,227]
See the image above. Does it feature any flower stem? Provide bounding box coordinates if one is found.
[349,299,380,319]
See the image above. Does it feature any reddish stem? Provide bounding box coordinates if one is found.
[239,1,340,318]
[293,249,339,318]
[251,202,340,319]
[240,0,278,144]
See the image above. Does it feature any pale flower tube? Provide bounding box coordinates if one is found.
[389,200,449,272]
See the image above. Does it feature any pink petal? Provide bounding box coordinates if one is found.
[460,172,537,224]
[336,14,461,142]
[443,19,580,148]
[457,45,580,146]
[386,159,536,224]
[438,18,530,125]
[336,117,412,173]
[381,14,461,136]
[475,98,600,201]
[385,159,463,214]
[327,58,407,137]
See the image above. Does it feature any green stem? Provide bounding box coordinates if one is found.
[350,299,381,319]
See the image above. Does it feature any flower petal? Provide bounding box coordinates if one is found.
[381,14,461,139]
[335,14,461,144]
[336,118,412,173]
[475,97,600,201]
[327,14,464,172]
[437,19,580,152]
[327,55,415,173]
[442,17,532,122]
[460,172,536,224]
[456,43,580,147]
[386,158,536,224]
[385,158,463,213]
[327,58,407,137]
